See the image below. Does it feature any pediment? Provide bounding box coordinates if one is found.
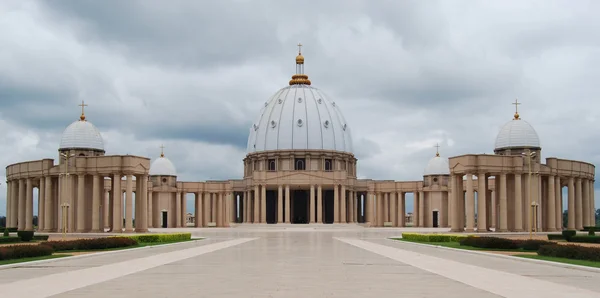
[451,162,466,173]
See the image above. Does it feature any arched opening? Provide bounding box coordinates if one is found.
[323,190,334,224]
[266,189,277,224]
[432,209,439,228]
[161,209,168,228]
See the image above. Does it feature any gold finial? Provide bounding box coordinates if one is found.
[79,100,88,121]
[160,144,165,158]
[290,43,311,85]
[512,98,521,120]
[295,42,304,64]
[434,143,440,157]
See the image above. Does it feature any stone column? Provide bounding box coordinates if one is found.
[376,192,382,227]
[124,175,133,232]
[317,185,323,223]
[91,175,101,232]
[112,175,123,232]
[419,191,425,227]
[389,192,396,226]
[104,189,109,229]
[383,192,389,224]
[215,192,222,227]
[224,192,230,227]
[591,180,596,226]
[285,185,290,223]
[5,181,11,228]
[398,192,405,227]
[253,186,260,223]
[244,191,249,223]
[348,191,354,223]
[10,181,18,228]
[498,173,508,232]
[567,177,575,230]
[310,185,315,223]
[148,189,153,228]
[17,179,25,231]
[582,179,590,227]
[24,178,33,231]
[575,178,583,230]
[203,193,210,226]
[477,173,487,232]
[44,176,52,232]
[514,173,524,232]
[75,174,85,232]
[195,192,202,227]
[413,191,419,227]
[368,192,375,225]
[340,185,346,223]
[38,177,45,232]
[278,185,283,223]
[465,174,475,232]
[334,185,339,223]
[175,191,181,227]
[261,185,266,223]
[547,175,556,231]
[555,177,562,230]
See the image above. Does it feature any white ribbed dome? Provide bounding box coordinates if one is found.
[246,85,353,154]
[59,120,105,151]
[424,155,450,176]
[149,156,177,176]
[494,118,541,150]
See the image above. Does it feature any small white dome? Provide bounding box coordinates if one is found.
[59,120,105,151]
[424,155,450,176]
[247,85,353,154]
[494,118,540,151]
[149,156,177,176]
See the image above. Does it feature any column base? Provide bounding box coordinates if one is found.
[512,229,524,232]
[465,228,475,232]
[75,229,86,233]
[112,229,123,233]
[134,228,148,233]
[496,229,508,232]
[124,228,134,233]
[450,228,463,232]
[89,229,103,233]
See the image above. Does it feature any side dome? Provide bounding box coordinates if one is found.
[494,118,540,151]
[59,120,105,151]
[424,155,449,176]
[149,156,177,177]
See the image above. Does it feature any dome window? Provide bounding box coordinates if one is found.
[271,120,277,128]
[298,97,303,103]
[323,120,330,128]
[343,124,347,131]
[318,98,322,104]
[294,158,306,170]
[278,98,283,104]
[162,178,167,183]
[332,102,336,107]
[324,159,332,171]
[253,124,258,131]
[297,119,303,127]
[264,102,268,107]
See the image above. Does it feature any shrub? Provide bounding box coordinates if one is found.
[0,244,53,261]
[5,227,18,233]
[538,244,600,262]
[3,228,8,237]
[33,235,50,241]
[568,236,600,244]
[0,236,21,244]
[547,234,564,241]
[589,230,596,236]
[459,237,519,249]
[401,233,467,243]
[122,233,192,243]
[583,226,600,232]
[42,237,138,251]
[17,231,34,242]
[515,239,554,251]
[562,230,577,240]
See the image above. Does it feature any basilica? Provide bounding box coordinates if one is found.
[4,47,596,234]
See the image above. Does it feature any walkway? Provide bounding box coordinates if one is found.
[0,226,599,298]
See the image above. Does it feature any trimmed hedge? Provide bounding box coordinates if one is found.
[17,231,34,242]
[538,244,600,262]
[3,228,8,237]
[0,244,53,261]
[33,235,50,241]
[42,237,138,251]
[514,239,555,251]
[0,236,21,244]
[562,230,577,241]
[4,227,18,233]
[401,233,467,243]
[122,233,192,243]
[568,236,600,244]
[583,226,600,232]
[547,234,564,241]
[460,237,519,249]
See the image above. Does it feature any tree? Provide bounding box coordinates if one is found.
[563,210,568,228]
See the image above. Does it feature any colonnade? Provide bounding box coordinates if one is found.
[450,172,595,232]
[5,173,149,233]
[147,191,233,228]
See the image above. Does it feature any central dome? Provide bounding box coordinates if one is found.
[59,105,104,152]
[494,111,540,151]
[246,48,353,154]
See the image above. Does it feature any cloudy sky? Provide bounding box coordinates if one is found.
[1,0,599,215]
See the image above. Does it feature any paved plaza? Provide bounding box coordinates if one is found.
[1,226,600,298]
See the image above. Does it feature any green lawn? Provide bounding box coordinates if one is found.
[0,254,71,266]
[392,238,529,252]
[53,238,202,253]
[515,254,600,268]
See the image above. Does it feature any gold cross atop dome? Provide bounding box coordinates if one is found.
[160,144,165,158]
[434,143,440,157]
[512,98,521,120]
[297,42,303,54]
[79,100,88,121]
[290,43,311,85]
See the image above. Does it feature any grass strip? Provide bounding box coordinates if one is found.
[53,238,202,253]
[0,254,71,266]
[392,238,528,252]
[515,254,600,268]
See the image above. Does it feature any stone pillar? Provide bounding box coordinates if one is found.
[74,174,84,232]
[104,189,109,229]
[348,191,353,223]
[498,173,508,232]
[195,192,202,227]
[175,191,182,227]
[547,175,556,231]
[215,192,222,227]
[376,192,383,227]
[253,186,260,223]
[44,176,52,232]
[477,173,487,232]
[567,177,575,230]
[25,178,33,231]
[555,177,562,230]
[390,192,396,226]
[591,180,596,226]
[285,185,290,223]
[465,174,475,232]
[203,193,210,226]
[148,189,154,228]
[582,179,590,227]
[244,191,249,223]
[419,191,425,227]
[367,192,374,225]
[137,176,148,232]
[91,175,101,232]
[278,185,283,223]
[224,192,230,227]
[317,185,323,223]
[261,185,266,223]
[112,175,123,232]
[10,181,18,228]
[334,185,339,223]
[182,192,188,227]
[413,191,419,227]
[514,173,524,232]
[310,185,315,223]
[398,192,406,227]
[383,192,389,224]
[5,181,11,228]
[38,177,45,232]
[575,178,583,230]
[124,175,133,232]
[18,179,25,231]
[340,185,346,223]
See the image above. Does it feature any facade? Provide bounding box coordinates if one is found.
[4,48,596,233]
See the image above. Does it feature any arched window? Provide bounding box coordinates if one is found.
[324,159,332,171]
[294,158,305,170]
[78,153,86,157]
[268,159,276,171]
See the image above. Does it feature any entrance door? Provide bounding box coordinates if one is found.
[432,211,439,228]
[266,190,277,224]
[292,190,309,224]
[323,190,334,224]
[162,211,168,228]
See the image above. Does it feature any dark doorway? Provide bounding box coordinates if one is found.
[266,190,277,224]
[433,211,439,228]
[323,190,334,224]
[292,190,309,224]
[162,211,168,228]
